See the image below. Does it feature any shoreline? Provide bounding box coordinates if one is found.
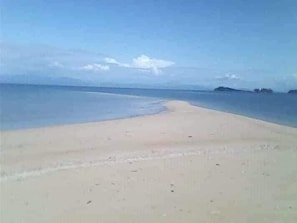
[0,98,167,132]
[1,100,297,222]
[0,101,297,181]
[0,106,167,132]
[1,101,296,174]
[1,99,296,133]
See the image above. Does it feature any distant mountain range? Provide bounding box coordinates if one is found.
[0,75,295,93]
[0,74,89,86]
[0,74,210,90]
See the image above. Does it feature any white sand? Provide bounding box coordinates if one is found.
[1,101,297,222]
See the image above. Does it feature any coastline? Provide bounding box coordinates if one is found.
[1,97,296,132]
[1,100,297,222]
[0,89,166,131]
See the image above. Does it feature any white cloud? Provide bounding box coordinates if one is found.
[104,57,118,64]
[0,43,175,76]
[104,55,174,74]
[216,73,240,80]
[80,63,110,71]
[132,55,174,74]
[104,57,130,67]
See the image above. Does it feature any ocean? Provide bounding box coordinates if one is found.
[0,83,297,130]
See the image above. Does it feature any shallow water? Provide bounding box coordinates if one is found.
[0,84,165,130]
[1,83,297,129]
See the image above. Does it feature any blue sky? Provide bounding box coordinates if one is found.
[0,0,296,91]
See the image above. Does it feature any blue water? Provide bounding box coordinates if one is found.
[1,83,297,130]
[0,84,165,130]
[81,87,297,128]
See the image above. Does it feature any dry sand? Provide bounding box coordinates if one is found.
[1,101,297,222]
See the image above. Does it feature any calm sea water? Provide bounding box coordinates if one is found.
[0,84,165,130]
[1,83,297,130]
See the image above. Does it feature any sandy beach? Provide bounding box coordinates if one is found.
[1,100,297,223]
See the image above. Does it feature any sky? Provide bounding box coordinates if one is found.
[0,0,297,91]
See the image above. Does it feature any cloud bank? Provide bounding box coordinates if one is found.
[131,55,174,74]
[0,43,295,91]
[104,55,174,74]
[0,43,174,76]
[104,57,130,68]
[79,63,110,71]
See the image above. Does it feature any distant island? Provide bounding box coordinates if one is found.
[214,86,251,92]
[214,86,274,93]
[288,89,297,94]
[215,87,297,94]
[254,88,273,93]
